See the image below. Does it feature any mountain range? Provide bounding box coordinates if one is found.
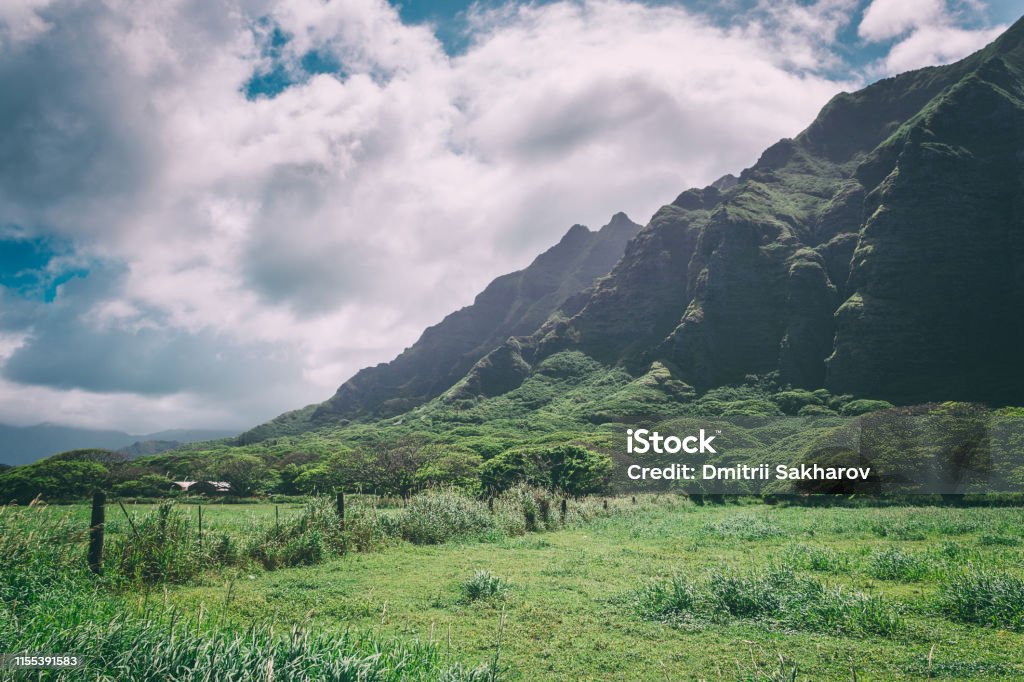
[240,16,1024,444]
[0,424,237,466]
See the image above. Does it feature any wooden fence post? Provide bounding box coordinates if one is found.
[275,505,280,531]
[198,504,203,551]
[603,499,608,511]
[561,498,567,522]
[88,491,105,574]
[336,491,345,531]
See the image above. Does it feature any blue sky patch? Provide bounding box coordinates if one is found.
[0,232,87,302]
[244,20,349,99]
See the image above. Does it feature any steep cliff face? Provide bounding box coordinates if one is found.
[307,213,641,423]
[828,52,1024,404]
[536,191,718,370]
[528,18,1024,405]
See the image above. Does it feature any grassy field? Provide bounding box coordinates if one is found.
[161,500,1024,680]
[6,498,1023,680]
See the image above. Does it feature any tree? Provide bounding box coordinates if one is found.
[200,454,268,496]
[0,459,109,503]
[480,444,612,495]
[414,449,483,492]
[112,474,174,498]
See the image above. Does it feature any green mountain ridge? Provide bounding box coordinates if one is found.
[414,16,1024,411]
[238,17,1024,448]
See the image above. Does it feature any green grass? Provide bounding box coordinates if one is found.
[4,500,1024,679]
[937,568,1024,631]
[147,501,1023,680]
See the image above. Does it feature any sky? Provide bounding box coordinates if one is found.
[0,0,1017,433]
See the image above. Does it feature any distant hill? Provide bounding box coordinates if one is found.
[0,424,236,466]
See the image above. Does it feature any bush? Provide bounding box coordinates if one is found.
[0,458,110,504]
[797,404,838,416]
[461,570,510,602]
[839,399,894,416]
[772,390,824,416]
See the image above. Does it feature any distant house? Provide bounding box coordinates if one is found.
[171,480,231,495]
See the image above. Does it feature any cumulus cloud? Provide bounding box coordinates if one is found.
[0,0,1003,432]
[859,0,1007,74]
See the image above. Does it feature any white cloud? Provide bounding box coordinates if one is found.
[878,23,1005,73]
[859,0,947,41]
[2,0,950,433]
[859,0,1006,75]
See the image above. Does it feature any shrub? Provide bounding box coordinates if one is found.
[839,399,894,416]
[936,569,1024,631]
[461,570,510,602]
[797,404,838,416]
[772,390,824,416]
[0,458,110,504]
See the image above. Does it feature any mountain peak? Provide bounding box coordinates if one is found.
[607,211,634,226]
[599,212,641,235]
[560,223,592,241]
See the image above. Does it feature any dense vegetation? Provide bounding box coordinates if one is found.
[3,357,1021,504]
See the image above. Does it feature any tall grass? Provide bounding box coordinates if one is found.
[247,496,346,569]
[782,544,849,573]
[110,502,209,583]
[698,515,783,541]
[389,491,494,545]
[865,548,931,582]
[0,503,494,680]
[5,588,493,681]
[936,568,1024,631]
[634,567,905,638]
[461,571,511,603]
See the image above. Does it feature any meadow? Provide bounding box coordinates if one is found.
[2,495,1024,680]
